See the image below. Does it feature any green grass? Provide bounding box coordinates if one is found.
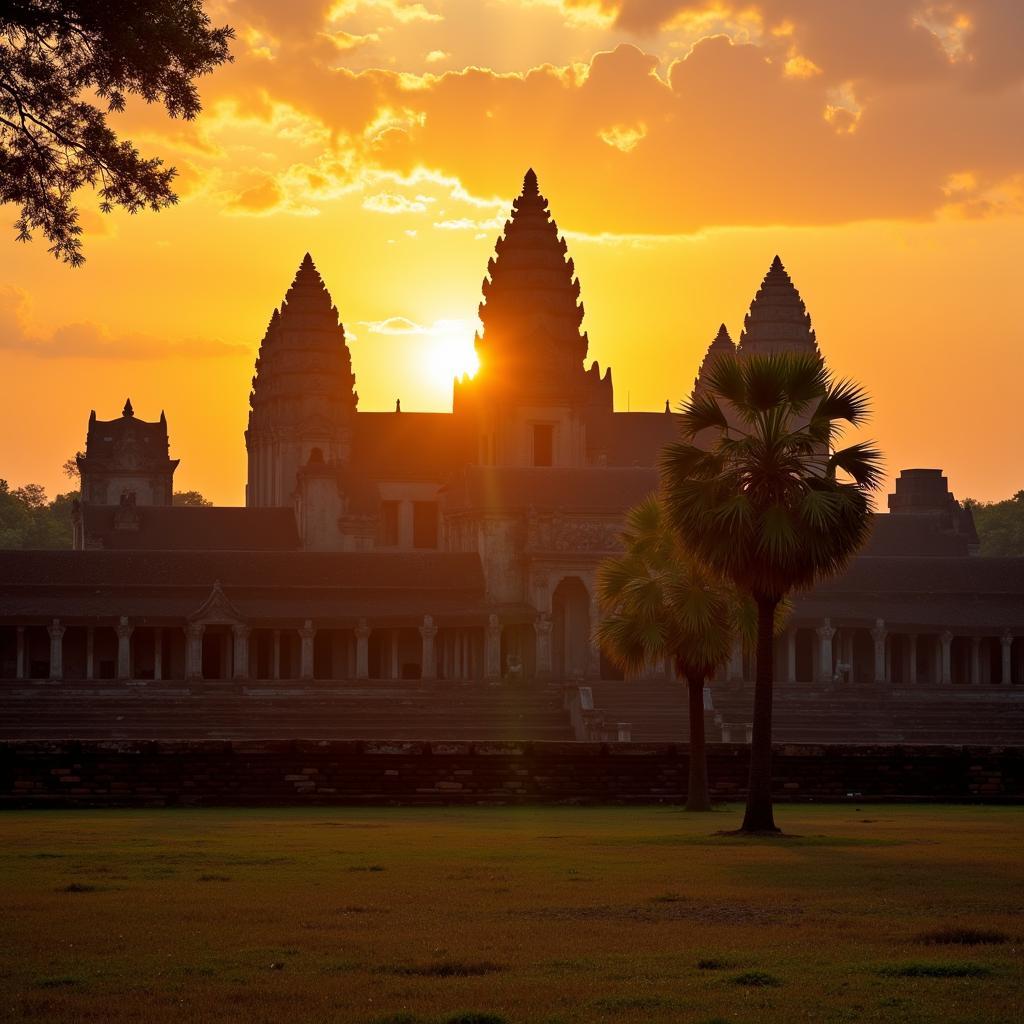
[1,805,1021,1023]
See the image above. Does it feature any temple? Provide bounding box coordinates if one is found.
[1,170,1022,744]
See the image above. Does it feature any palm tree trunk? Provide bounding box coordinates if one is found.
[684,668,712,811]
[740,594,780,833]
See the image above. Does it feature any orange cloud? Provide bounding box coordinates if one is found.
[0,288,245,360]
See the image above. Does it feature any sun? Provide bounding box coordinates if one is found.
[422,319,480,388]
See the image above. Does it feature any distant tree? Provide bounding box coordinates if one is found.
[965,492,1024,556]
[1,1,233,265]
[173,490,211,506]
[0,479,75,548]
[62,453,83,480]
[595,495,755,812]
[661,352,883,834]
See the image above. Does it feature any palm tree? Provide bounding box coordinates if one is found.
[660,351,883,833]
[595,495,751,812]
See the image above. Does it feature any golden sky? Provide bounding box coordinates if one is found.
[2,0,1022,505]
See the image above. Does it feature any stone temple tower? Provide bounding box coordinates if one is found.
[245,254,358,507]
[737,255,820,356]
[453,169,611,467]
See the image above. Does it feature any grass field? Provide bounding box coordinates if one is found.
[1,805,1021,1024]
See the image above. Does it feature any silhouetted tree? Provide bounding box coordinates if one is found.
[965,492,1024,556]
[661,352,882,833]
[0,479,75,548]
[172,490,211,506]
[1,1,232,265]
[595,495,754,812]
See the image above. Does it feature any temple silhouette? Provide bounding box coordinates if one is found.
[1,170,1021,744]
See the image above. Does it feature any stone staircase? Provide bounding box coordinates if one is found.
[579,679,718,743]
[0,680,573,741]
[585,679,1024,745]
[4,677,1022,744]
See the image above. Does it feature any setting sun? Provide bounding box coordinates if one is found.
[421,318,480,389]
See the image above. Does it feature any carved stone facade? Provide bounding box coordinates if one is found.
[15,170,1019,699]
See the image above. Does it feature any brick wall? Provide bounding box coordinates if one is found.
[1,741,1021,807]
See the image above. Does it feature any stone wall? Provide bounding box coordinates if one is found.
[2,741,1021,807]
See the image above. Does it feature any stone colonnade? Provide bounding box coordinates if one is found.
[756,618,1024,687]
[1,612,571,684]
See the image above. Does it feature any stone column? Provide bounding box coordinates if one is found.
[299,620,316,681]
[970,636,981,686]
[272,630,281,681]
[534,613,552,679]
[906,633,917,685]
[784,629,797,684]
[184,622,204,682]
[15,626,25,680]
[85,627,95,681]
[870,618,887,685]
[1001,631,1013,685]
[153,628,163,681]
[232,624,250,681]
[420,615,438,681]
[940,631,953,685]
[355,619,370,680]
[484,614,502,681]
[116,616,133,680]
[816,618,835,684]
[47,619,65,681]
[390,630,400,680]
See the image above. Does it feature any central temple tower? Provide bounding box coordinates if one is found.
[245,254,358,507]
[454,169,611,467]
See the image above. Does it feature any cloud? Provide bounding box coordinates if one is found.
[362,192,433,213]
[0,288,247,360]
[124,2,1024,236]
[227,174,286,214]
[598,121,647,151]
[358,316,474,335]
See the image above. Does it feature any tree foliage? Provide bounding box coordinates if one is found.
[1,1,232,265]
[172,489,211,506]
[595,495,756,811]
[965,492,1024,556]
[660,351,882,833]
[0,479,75,548]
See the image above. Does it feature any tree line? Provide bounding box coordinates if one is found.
[0,478,210,549]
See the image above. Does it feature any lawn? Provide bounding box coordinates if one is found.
[1,805,1021,1024]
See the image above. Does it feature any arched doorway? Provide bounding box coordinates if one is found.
[552,577,590,680]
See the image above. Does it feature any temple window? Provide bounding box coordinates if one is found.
[533,424,554,467]
[413,502,439,549]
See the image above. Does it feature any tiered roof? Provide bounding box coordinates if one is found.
[738,256,819,355]
[475,169,590,386]
[247,253,357,437]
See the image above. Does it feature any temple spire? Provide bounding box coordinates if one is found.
[122,398,134,418]
[246,253,358,507]
[473,168,589,386]
[737,256,819,355]
[693,323,736,397]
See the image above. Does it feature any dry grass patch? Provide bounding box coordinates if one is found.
[0,805,1021,1024]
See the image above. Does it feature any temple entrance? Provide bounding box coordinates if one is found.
[552,577,590,680]
[500,623,535,681]
[201,626,231,681]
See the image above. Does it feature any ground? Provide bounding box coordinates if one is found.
[1,805,1021,1024]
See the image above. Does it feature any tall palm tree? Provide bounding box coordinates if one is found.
[660,351,883,833]
[595,495,751,812]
